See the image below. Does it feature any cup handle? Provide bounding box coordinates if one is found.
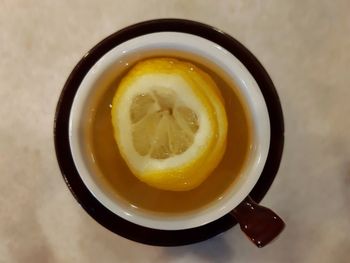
[230,195,285,247]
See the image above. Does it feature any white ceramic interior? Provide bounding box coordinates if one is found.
[69,32,270,230]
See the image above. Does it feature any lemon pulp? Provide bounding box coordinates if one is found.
[111,58,227,191]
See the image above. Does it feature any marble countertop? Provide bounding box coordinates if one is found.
[1,0,349,262]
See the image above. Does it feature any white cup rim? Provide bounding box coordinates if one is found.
[68,32,270,230]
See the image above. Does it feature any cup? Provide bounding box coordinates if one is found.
[56,19,284,247]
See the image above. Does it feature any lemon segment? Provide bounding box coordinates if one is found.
[111,58,227,191]
[178,63,228,179]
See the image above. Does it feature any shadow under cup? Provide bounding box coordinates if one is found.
[69,32,270,230]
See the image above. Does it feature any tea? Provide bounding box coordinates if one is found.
[85,52,252,214]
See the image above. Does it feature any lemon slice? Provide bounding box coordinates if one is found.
[111,58,227,191]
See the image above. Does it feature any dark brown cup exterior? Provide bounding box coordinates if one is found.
[54,19,284,246]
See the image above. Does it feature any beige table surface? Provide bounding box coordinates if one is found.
[1,0,350,262]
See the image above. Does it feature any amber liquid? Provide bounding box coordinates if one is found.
[86,54,252,214]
